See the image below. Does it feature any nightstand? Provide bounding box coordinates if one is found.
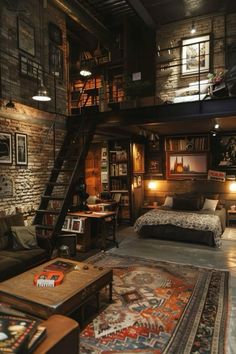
[227,210,236,227]
[141,205,160,215]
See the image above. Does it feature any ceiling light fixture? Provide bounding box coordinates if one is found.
[79,68,92,77]
[32,1,51,102]
[190,21,196,34]
[214,123,220,129]
[32,83,51,101]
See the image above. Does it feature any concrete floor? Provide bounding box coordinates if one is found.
[109,226,236,354]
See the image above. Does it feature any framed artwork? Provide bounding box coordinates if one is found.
[133,143,145,173]
[17,18,35,56]
[71,218,83,233]
[15,133,28,166]
[166,152,208,179]
[48,22,62,45]
[20,55,42,80]
[0,132,12,164]
[49,42,63,80]
[212,134,236,170]
[182,34,210,75]
[146,156,162,175]
[137,175,142,187]
[118,163,127,175]
[62,217,71,231]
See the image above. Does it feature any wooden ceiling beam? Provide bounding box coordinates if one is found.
[126,0,157,29]
[52,0,115,48]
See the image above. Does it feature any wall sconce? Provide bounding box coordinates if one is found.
[148,180,158,190]
[190,21,196,34]
[229,181,236,192]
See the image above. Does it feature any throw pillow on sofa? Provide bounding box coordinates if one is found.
[11,225,38,250]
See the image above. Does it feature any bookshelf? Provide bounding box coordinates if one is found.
[165,134,209,152]
[108,140,131,223]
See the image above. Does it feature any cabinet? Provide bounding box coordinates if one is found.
[108,140,131,223]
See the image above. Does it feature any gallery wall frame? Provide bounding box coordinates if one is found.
[166,152,208,180]
[48,22,62,45]
[0,132,12,164]
[17,18,35,56]
[133,143,145,173]
[146,155,163,176]
[19,55,42,80]
[15,133,28,166]
[49,42,63,80]
[181,34,210,75]
[212,134,236,170]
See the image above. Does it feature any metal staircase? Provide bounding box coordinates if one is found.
[33,113,97,245]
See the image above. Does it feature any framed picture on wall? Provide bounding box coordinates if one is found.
[133,143,145,173]
[146,156,162,175]
[15,133,28,166]
[17,18,35,56]
[182,34,210,75]
[212,134,236,170]
[49,42,63,80]
[48,22,62,45]
[0,132,12,164]
[166,152,208,179]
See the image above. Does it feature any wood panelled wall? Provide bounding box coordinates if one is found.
[144,179,236,208]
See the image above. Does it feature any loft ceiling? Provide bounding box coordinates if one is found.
[72,0,236,31]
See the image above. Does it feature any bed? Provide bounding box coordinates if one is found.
[134,196,226,247]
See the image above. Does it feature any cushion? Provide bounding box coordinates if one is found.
[163,196,173,207]
[172,197,202,211]
[11,225,38,250]
[202,198,219,211]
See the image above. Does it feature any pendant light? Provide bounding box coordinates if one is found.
[32,1,51,101]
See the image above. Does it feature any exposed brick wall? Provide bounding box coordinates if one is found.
[156,13,236,103]
[0,0,68,115]
[0,103,66,223]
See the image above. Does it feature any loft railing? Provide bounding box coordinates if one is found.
[69,34,236,113]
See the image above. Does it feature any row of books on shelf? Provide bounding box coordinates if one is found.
[0,303,47,353]
[110,150,128,163]
[165,136,208,151]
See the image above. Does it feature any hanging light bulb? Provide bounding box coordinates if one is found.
[32,83,51,101]
[190,21,196,34]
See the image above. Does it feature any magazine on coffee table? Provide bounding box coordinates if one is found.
[43,260,74,273]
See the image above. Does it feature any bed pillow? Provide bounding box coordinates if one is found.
[202,198,219,211]
[163,196,173,208]
[11,225,38,250]
[172,197,202,211]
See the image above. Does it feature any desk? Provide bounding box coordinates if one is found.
[68,211,116,249]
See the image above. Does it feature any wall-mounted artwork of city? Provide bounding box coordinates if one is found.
[166,152,208,179]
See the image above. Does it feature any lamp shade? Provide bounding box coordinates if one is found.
[229,182,236,192]
[32,84,51,101]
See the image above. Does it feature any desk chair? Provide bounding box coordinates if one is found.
[104,193,121,248]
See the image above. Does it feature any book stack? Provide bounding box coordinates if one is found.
[0,303,47,353]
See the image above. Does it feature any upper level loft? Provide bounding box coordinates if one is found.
[70,32,236,118]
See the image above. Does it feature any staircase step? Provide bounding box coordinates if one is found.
[41,195,64,200]
[53,168,74,172]
[35,225,54,231]
[47,182,69,186]
[37,209,60,214]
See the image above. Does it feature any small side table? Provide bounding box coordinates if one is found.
[141,205,160,215]
[227,210,236,227]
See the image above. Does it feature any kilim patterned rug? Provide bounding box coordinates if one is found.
[80,253,229,354]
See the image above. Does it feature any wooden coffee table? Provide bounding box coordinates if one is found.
[0,258,113,320]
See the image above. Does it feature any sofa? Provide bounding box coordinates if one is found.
[0,213,51,282]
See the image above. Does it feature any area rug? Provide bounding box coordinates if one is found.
[80,253,229,354]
